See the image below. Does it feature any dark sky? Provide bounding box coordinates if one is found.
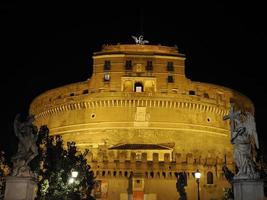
[1,2,267,159]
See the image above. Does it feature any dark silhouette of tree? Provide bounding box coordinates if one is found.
[176,172,187,200]
[222,165,234,200]
[0,150,10,200]
[33,126,95,200]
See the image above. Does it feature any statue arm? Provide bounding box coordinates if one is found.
[13,114,21,138]
[231,127,245,144]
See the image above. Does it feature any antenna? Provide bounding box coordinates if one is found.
[131,8,149,45]
[139,8,144,36]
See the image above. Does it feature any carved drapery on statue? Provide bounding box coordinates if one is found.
[11,114,38,177]
[223,105,259,179]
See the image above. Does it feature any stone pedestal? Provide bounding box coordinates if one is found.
[233,179,264,200]
[4,176,37,200]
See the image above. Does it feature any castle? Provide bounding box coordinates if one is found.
[30,43,254,200]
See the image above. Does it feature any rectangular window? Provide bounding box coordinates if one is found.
[204,93,209,98]
[146,61,153,71]
[104,60,111,71]
[167,62,174,71]
[189,90,195,95]
[104,74,110,82]
[125,60,132,70]
[167,76,174,83]
[82,89,89,94]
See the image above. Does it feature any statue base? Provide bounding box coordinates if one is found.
[4,176,37,200]
[233,179,264,200]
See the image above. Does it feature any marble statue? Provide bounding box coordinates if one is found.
[11,114,38,176]
[176,172,187,200]
[223,105,259,179]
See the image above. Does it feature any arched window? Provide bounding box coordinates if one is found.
[134,82,143,92]
[207,171,213,184]
[124,171,128,177]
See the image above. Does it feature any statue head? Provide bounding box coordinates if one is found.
[19,115,38,135]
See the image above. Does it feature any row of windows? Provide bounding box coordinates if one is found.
[104,60,174,72]
[103,74,174,83]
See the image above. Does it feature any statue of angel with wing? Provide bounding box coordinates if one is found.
[131,35,149,45]
[224,105,260,179]
[11,114,38,176]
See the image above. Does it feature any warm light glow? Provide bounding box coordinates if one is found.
[71,171,78,178]
[68,177,74,184]
[29,43,253,199]
[195,170,201,179]
[136,86,142,92]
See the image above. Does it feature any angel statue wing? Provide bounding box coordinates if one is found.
[131,35,149,45]
[245,111,259,149]
[131,36,139,44]
[142,39,149,44]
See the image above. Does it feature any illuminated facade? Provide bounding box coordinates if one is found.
[30,44,254,200]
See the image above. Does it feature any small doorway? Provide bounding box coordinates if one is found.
[134,82,143,92]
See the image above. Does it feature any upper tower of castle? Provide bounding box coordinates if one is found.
[88,44,187,93]
[30,43,254,122]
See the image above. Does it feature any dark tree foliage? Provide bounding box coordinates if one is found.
[222,165,234,200]
[0,151,10,200]
[32,126,95,200]
[176,172,187,200]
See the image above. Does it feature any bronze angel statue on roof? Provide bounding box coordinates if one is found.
[131,35,149,45]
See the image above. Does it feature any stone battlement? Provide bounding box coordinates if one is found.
[88,157,233,181]
[94,44,184,57]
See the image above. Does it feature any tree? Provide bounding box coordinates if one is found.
[221,165,234,200]
[33,126,95,200]
[0,150,10,200]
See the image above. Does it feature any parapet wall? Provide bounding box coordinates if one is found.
[30,80,253,118]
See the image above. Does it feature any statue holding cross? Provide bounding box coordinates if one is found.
[11,114,38,176]
[223,104,259,179]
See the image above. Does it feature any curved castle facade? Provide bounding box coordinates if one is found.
[30,44,253,200]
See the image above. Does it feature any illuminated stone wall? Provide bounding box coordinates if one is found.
[30,44,254,200]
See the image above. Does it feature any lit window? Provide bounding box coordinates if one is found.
[136,153,142,161]
[136,86,142,92]
[104,60,111,71]
[167,62,174,71]
[146,61,153,71]
[167,76,174,83]
[135,82,143,92]
[104,74,110,81]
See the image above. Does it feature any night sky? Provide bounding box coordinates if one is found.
[1,2,267,160]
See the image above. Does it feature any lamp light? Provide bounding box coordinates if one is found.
[71,171,78,178]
